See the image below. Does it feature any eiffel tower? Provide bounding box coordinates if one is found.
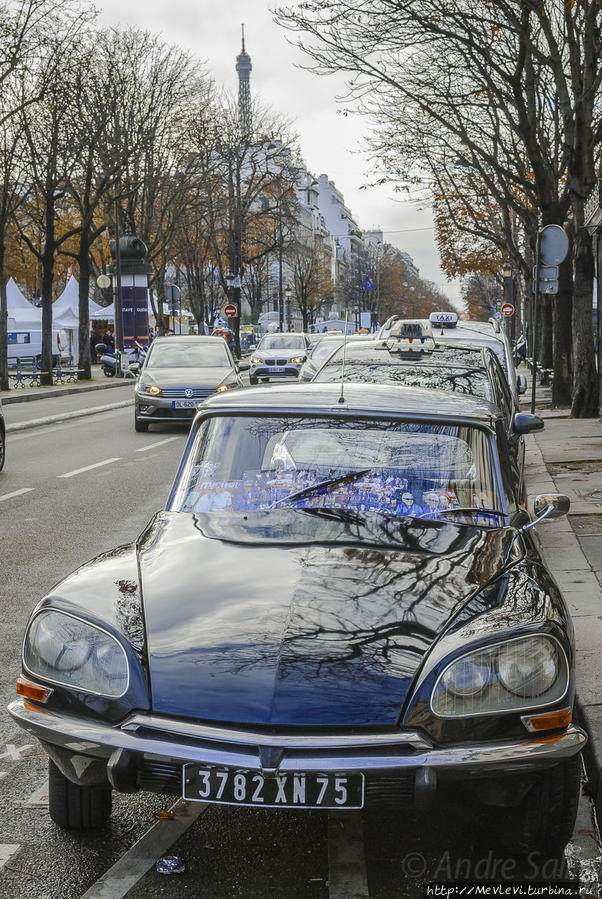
[236,24,252,136]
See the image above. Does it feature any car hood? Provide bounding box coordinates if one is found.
[142,366,234,385]
[139,512,517,727]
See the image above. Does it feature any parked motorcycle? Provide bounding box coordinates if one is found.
[513,334,527,366]
[97,342,146,378]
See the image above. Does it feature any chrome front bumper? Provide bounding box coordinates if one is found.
[8,700,586,782]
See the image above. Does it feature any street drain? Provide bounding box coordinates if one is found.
[569,514,602,536]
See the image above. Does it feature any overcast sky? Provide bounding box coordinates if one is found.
[97,0,462,307]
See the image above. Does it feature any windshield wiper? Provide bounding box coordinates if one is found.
[269,468,372,509]
[437,506,506,522]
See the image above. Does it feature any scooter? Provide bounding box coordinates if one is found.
[97,342,146,378]
[513,334,527,366]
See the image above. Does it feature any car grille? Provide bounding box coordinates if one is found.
[160,387,214,398]
[263,359,289,366]
[137,760,414,806]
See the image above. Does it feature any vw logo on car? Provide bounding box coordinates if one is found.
[184,388,194,398]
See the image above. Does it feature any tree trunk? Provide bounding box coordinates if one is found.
[78,233,92,380]
[0,243,8,392]
[40,249,54,387]
[552,256,572,406]
[571,229,598,417]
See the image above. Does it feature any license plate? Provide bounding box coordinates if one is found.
[182,766,364,809]
[172,399,197,408]
[267,366,286,372]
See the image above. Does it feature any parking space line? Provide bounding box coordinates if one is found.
[0,844,20,871]
[0,488,34,502]
[15,782,48,808]
[80,799,208,898]
[136,436,181,453]
[328,811,370,899]
[58,458,121,479]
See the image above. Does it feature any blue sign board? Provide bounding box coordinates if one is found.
[364,278,373,290]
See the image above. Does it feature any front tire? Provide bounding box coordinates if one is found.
[48,760,112,831]
[498,757,581,856]
[135,416,149,432]
[249,376,258,385]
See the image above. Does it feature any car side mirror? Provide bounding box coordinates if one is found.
[516,374,527,395]
[533,493,570,520]
[513,412,544,434]
[237,361,250,372]
[248,344,256,352]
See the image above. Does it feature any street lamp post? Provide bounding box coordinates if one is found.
[225,271,235,342]
[285,283,292,331]
[502,262,514,341]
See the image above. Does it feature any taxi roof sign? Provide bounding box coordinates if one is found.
[389,319,433,340]
[429,311,458,328]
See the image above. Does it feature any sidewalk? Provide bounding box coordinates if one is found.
[525,406,602,816]
[1,365,131,405]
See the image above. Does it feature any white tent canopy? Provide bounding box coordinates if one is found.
[90,302,114,321]
[7,306,42,329]
[53,275,80,317]
[6,277,36,312]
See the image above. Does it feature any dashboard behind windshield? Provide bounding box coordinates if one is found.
[171,415,503,526]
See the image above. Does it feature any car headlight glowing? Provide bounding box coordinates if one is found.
[431,635,568,717]
[289,356,305,364]
[250,356,263,364]
[138,380,161,396]
[24,610,129,697]
[215,384,231,392]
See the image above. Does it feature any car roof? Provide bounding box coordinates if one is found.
[152,335,225,343]
[200,381,501,424]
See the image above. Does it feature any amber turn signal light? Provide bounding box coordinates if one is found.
[16,677,53,704]
[522,707,572,733]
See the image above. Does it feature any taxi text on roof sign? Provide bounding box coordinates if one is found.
[429,311,458,328]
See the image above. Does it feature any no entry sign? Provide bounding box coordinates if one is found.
[224,304,238,318]
[501,303,515,317]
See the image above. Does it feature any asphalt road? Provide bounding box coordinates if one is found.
[0,391,599,898]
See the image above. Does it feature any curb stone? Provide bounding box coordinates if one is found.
[1,378,133,405]
[6,399,134,432]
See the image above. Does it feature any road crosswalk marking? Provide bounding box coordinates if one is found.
[58,458,121,479]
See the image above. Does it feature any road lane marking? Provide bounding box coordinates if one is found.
[328,811,370,899]
[15,783,48,808]
[80,799,208,899]
[58,458,121,479]
[0,488,34,502]
[0,743,34,760]
[0,845,20,871]
[136,436,181,453]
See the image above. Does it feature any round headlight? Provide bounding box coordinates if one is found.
[497,637,559,697]
[441,657,490,697]
[24,610,129,697]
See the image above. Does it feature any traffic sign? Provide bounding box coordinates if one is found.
[540,224,569,265]
[224,303,238,318]
[501,303,514,317]
[364,278,373,290]
[540,280,559,294]
[494,311,502,322]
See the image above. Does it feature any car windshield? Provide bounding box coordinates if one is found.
[146,341,231,368]
[259,334,306,351]
[311,339,344,362]
[171,415,503,527]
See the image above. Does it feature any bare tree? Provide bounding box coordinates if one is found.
[274,0,601,415]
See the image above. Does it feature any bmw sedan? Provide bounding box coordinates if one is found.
[133,335,247,431]
[9,382,584,856]
[249,332,310,383]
